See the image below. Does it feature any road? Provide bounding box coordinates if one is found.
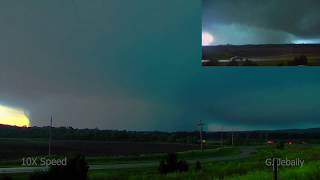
[0,147,256,174]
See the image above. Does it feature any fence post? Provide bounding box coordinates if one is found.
[273,158,278,180]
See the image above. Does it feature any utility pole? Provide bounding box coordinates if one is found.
[198,120,204,152]
[273,158,278,180]
[220,126,224,147]
[231,129,234,146]
[48,116,52,157]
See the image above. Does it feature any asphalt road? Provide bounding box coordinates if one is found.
[0,147,256,174]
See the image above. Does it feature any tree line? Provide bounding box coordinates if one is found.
[0,125,198,144]
[1,125,320,144]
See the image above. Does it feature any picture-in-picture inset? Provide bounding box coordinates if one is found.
[202,0,320,66]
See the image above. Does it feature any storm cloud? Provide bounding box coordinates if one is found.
[0,1,320,131]
[203,0,320,44]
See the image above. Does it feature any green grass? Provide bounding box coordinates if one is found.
[3,145,320,179]
[256,56,320,66]
[86,147,239,165]
[0,146,239,167]
[0,173,30,180]
[227,161,320,180]
[0,160,23,167]
[87,144,320,179]
[89,167,158,180]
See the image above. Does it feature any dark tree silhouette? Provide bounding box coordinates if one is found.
[158,153,189,174]
[228,59,239,66]
[289,55,308,65]
[177,160,189,172]
[242,59,257,66]
[195,161,202,170]
[276,142,285,149]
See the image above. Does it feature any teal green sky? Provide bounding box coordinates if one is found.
[0,1,319,131]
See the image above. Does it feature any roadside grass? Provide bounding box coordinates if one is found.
[0,173,30,180]
[88,145,320,179]
[90,159,266,180]
[89,167,157,180]
[0,160,22,168]
[3,145,320,179]
[227,161,320,180]
[88,149,261,180]
[256,55,320,66]
[0,146,239,168]
[86,146,239,165]
[3,152,320,180]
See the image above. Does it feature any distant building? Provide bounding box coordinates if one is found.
[266,140,274,144]
[201,59,211,63]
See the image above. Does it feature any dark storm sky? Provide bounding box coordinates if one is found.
[203,0,320,45]
[0,1,320,131]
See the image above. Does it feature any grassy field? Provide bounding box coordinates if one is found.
[0,137,222,168]
[0,146,237,167]
[86,144,320,179]
[4,160,320,180]
[86,147,239,165]
[0,138,200,160]
[253,54,320,66]
[0,146,239,179]
[1,140,320,179]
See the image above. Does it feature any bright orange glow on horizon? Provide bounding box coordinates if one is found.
[0,105,30,127]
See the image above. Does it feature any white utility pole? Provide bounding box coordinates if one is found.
[231,129,234,146]
[48,116,52,157]
[198,120,204,152]
[220,126,224,147]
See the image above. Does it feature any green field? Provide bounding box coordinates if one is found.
[0,146,238,168]
[2,144,320,179]
[87,145,320,180]
[253,54,320,66]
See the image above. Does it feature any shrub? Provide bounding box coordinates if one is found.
[177,160,189,172]
[242,59,257,66]
[288,55,308,65]
[158,160,167,174]
[195,161,202,171]
[228,59,239,66]
[276,142,285,149]
[158,153,189,174]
